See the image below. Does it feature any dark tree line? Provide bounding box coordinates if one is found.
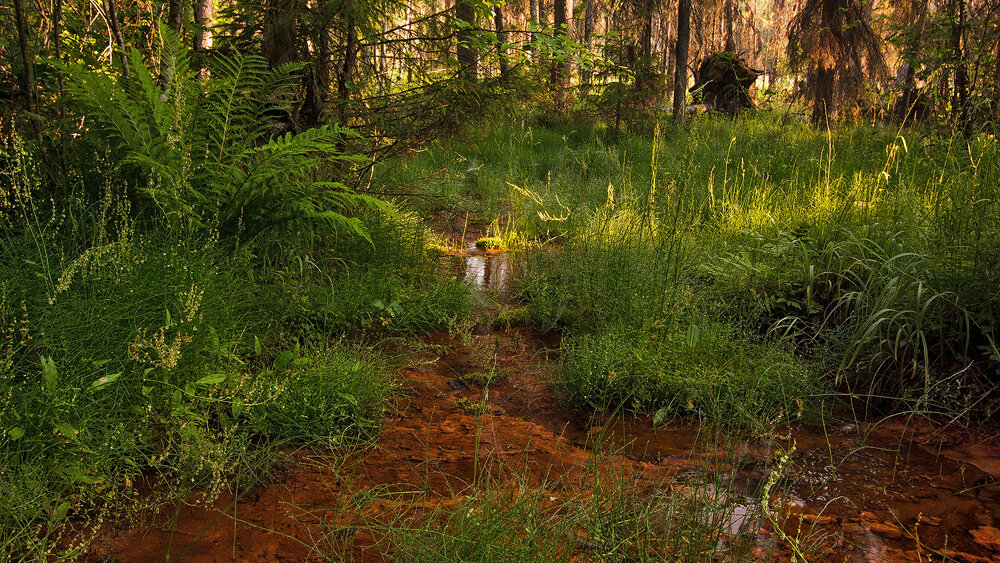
[3,0,999,166]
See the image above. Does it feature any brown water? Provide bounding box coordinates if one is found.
[450,243,511,294]
[83,240,1000,562]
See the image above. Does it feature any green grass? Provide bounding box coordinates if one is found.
[321,426,804,562]
[393,114,999,421]
[0,147,473,557]
[4,106,999,559]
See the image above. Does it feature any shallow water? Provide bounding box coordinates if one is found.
[85,322,1000,562]
[461,244,510,293]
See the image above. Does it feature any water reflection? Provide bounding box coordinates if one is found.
[464,251,509,291]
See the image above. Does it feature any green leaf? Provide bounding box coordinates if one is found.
[55,422,77,442]
[195,373,226,387]
[231,398,244,418]
[52,501,71,520]
[58,463,99,484]
[274,350,296,370]
[652,407,671,427]
[8,427,25,440]
[685,324,701,349]
[41,356,58,393]
[88,372,121,391]
[254,335,261,355]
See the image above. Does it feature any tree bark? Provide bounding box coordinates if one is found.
[494,5,509,80]
[104,0,130,82]
[551,0,569,93]
[724,0,736,53]
[810,0,838,124]
[192,0,214,53]
[529,0,539,62]
[641,0,653,61]
[337,16,357,126]
[672,0,690,121]
[456,0,478,81]
[812,65,835,124]
[581,0,595,96]
[897,0,927,121]
[263,0,298,69]
[167,0,185,34]
[13,0,43,144]
[950,0,969,131]
[301,4,331,128]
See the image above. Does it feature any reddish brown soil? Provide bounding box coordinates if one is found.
[84,229,1000,563]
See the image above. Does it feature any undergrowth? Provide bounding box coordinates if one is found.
[0,132,471,557]
[390,114,999,421]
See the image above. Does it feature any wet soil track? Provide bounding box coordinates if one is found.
[87,236,1000,562]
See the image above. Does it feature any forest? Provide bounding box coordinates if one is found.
[2,0,1000,559]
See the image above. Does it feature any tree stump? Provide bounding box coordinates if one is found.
[690,52,762,116]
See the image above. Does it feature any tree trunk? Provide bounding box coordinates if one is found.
[691,1,704,64]
[456,0,478,81]
[495,6,509,80]
[581,0,595,96]
[641,0,653,61]
[263,0,297,69]
[724,0,736,53]
[896,0,927,121]
[104,0,130,82]
[168,0,185,34]
[672,0,690,121]
[338,16,358,125]
[811,0,838,124]
[529,0,539,62]
[192,0,214,74]
[950,0,969,132]
[53,0,68,166]
[635,0,656,98]
[12,0,43,144]
[192,0,214,53]
[551,0,569,95]
[812,65,835,124]
[301,5,331,128]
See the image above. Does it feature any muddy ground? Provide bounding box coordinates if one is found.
[86,220,1000,562]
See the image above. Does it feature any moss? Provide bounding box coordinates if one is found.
[454,397,491,416]
[492,306,537,330]
[474,236,504,251]
[454,370,505,387]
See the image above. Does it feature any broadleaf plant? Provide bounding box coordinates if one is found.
[66,25,387,243]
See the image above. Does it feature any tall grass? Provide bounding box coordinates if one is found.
[0,135,472,557]
[396,114,999,419]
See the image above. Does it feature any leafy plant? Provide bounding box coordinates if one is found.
[66,26,389,242]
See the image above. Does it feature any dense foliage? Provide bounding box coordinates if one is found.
[1,0,999,558]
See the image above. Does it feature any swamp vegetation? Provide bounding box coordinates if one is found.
[2,0,1000,559]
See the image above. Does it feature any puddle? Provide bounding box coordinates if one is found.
[83,328,1000,563]
[455,243,511,292]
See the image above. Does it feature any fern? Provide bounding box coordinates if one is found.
[66,24,384,243]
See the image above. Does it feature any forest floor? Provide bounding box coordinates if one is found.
[83,214,1000,563]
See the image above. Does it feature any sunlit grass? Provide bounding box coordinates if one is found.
[396,113,999,419]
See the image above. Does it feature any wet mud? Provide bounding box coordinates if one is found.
[85,236,1000,562]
